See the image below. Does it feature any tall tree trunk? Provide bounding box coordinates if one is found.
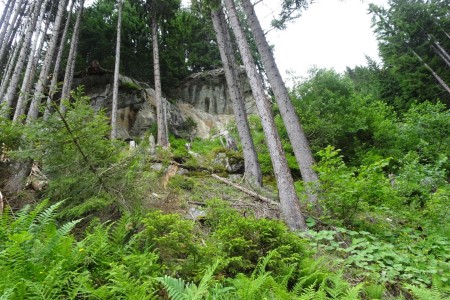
[6,0,69,194]
[0,0,15,42]
[433,45,450,68]
[111,0,123,139]
[0,32,23,101]
[241,0,321,212]
[2,0,43,118]
[433,42,450,68]
[44,0,75,120]
[60,0,84,113]
[0,2,24,73]
[152,16,168,147]
[224,0,306,231]
[411,49,450,95]
[27,0,68,122]
[13,0,50,122]
[211,6,262,187]
[0,0,24,67]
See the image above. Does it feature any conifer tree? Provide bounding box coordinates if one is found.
[240,0,321,212]
[223,0,307,230]
[2,0,43,117]
[111,0,123,139]
[60,0,85,113]
[13,0,51,121]
[27,0,69,122]
[211,4,262,187]
[44,0,75,120]
[0,0,23,67]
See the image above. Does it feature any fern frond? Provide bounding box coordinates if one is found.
[342,283,363,300]
[297,285,327,300]
[12,201,45,232]
[188,260,221,300]
[0,288,15,300]
[280,263,296,290]
[25,281,58,300]
[157,275,187,300]
[405,283,448,300]
[30,200,64,232]
[110,214,132,246]
[57,219,82,237]
[253,249,277,277]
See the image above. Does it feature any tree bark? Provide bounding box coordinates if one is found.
[211,6,262,187]
[433,42,450,68]
[4,159,33,194]
[412,49,450,95]
[60,0,84,113]
[13,0,50,122]
[2,0,43,118]
[224,0,307,231]
[0,1,24,74]
[152,16,169,147]
[111,0,123,139]
[0,32,22,102]
[27,0,69,123]
[241,0,321,212]
[0,0,24,67]
[0,0,15,43]
[44,0,75,120]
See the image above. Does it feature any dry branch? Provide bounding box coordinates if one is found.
[212,174,279,206]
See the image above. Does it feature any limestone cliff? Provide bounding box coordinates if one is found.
[76,68,255,139]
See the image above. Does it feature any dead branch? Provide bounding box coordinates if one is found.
[212,174,279,206]
[0,191,3,215]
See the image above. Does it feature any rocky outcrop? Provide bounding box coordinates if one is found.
[170,67,257,115]
[77,68,252,139]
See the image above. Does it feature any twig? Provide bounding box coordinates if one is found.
[212,174,279,206]
[188,201,206,206]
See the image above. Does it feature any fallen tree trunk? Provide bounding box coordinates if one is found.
[212,174,279,207]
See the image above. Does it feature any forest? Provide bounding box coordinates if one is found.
[0,0,449,299]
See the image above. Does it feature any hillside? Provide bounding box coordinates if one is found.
[0,0,449,299]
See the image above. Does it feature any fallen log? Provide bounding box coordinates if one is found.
[211,174,279,206]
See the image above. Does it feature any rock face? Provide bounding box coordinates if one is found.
[77,68,254,139]
[170,67,257,115]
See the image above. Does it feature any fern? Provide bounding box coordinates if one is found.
[297,285,328,300]
[107,263,157,299]
[25,281,59,300]
[341,283,363,300]
[157,260,224,300]
[57,219,82,237]
[405,284,449,300]
[253,249,277,277]
[32,200,64,231]
[186,260,221,299]
[10,201,46,233]
[158,275,187,300]
[0,288,15,300]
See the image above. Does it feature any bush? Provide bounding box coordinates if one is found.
[315,146,397,225]
[204,200,308,278]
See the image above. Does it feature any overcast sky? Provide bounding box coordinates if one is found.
[255,0,388,82]
[0,0,387,83]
